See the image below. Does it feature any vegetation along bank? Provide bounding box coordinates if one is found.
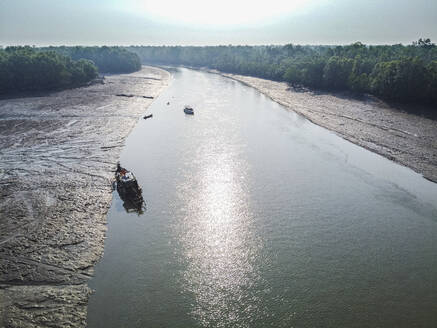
[128,39,437,110]
[0,46,142,95]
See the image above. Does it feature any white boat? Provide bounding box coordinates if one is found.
[184,106,194,115]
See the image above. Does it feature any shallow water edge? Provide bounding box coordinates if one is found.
[220,72,437,182]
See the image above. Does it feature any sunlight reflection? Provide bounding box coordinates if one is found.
[175,141,266,327]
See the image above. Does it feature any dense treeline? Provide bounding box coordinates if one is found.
[44,46,142,73]
[127,39,437,107]
[0,46,98,94]
[0,46,142,94]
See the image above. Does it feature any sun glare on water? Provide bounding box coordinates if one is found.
[130,0,314,26]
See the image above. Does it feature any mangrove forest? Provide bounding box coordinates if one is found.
[128,39,437,108]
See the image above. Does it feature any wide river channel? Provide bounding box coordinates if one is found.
[87,68,437,328]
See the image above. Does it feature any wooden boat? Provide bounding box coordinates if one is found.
[116,169,140,193]
[143,114,153,120]
[115,165,145,214]
[184,106,194,115]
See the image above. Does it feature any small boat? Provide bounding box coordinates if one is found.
[115,164,141,193]
[116,168,140,192]
[184,106,194,115]
[143,114,153,120]
[115,164,146,214]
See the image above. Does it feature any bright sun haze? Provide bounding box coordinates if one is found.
[1,0,436,45]
[129,0,314,25]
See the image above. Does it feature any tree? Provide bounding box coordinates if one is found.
[370,57,428,102]
[323,56,354,90]
[0,47,98,94]
[413,38,435,49]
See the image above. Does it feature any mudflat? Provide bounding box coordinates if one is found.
[0,66,169,327]
[223,73,437,182]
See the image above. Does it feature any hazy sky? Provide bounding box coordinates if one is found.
[1,0,436,46]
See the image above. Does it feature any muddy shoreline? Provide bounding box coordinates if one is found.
[0,66,170,327]
[221,73,437,183]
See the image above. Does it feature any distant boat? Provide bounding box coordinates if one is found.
[143,114,153,120]
[184,106,194,115]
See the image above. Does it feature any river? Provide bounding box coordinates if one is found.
[87,68,437,328]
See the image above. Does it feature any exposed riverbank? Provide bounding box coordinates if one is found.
[221,73,437,182]
[0,66,170,327]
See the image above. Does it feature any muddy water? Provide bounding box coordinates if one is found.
[87,68,437,328]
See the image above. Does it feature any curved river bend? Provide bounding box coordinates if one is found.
[88,68,437,328]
